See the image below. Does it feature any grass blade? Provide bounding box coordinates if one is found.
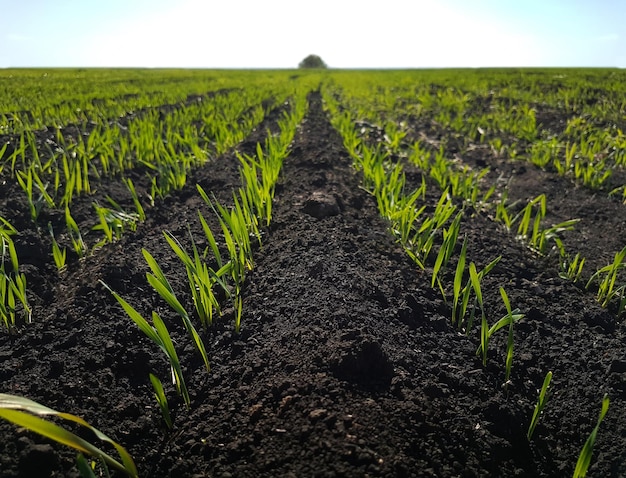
[0,394,137,477]
[573,394,610,478]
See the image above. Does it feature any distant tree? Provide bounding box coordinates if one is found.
[298,54,327,69]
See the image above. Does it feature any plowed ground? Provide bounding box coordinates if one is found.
[1,92,626,477]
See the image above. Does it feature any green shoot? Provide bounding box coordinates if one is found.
[0,225,31,330]
[143,247,211,373]
[500,287,515,388]
[101,281,191,409]
[431,211,462,302]
[0,225,19,274]
[48,223,67,272]
[76,452,102,478]
[573,394,610,478]
[554,237,585,282]
[123,178,146,222]
[198,211,222,268]
[65,207,86,258]
[456,256,501,333]
[93,202,139,247]
[527,371,553,441]
[586,246,626,315]
[162,230,227,329]
[452,237,468,325]
[469,263,488,366]
[149,373,172,430]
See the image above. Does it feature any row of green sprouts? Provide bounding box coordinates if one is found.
[0,69,310,134]
[339,76,626,318]
[16,90,278,273]
[0,87,309,474]
[102,95,307,436]
[324,86,611,477]
[330,71,626,202]
[4,88,272,250]
[333,81,626,318]
[496,193,625,315]
[337,123,514,367]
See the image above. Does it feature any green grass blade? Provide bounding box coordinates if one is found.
[151,312,191,408]
[101,282,161,345]
[0,394,137,477]
[149,373,172,429]
[146,273,188,320]
[527,371,553,441]
[469,263,483,307]
[198,211,222,268]
[573,394,610,478]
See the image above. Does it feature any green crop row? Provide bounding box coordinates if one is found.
[0,69,301,134]
[322,76,616,476]
[0,77,313,475]
[325,72,625,318]
[0,69,622,476]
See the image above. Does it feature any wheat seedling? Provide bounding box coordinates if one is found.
[101,281,191,409]
[573,394,610,478]
[149,373,172,430]
[48,223,67,271]
[527,371,553,441]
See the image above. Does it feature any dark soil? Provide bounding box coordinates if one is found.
[1,92,626,477]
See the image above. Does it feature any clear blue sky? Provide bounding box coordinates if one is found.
[1,0,624,68]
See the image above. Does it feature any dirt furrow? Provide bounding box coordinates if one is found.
[141,93,557,477]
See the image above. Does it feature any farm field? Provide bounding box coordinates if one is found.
[0,67,625,477]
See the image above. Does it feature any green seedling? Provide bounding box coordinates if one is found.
[408,189,457,268]
[469,263,488,366]
[65,207,86,258]
[101,281,192,409]
[76,452,122,478]
[198,189,259,333]
[586,245,626,315]
[451,236,468,325]
[573,394,610,478]
[527,371,553,441]
[495,192,515,230]
[92,202,140,246]
[142,248,210,373]
[554,237,585,282]
[16,166,54,222]
[76,452,103,478]
[0,225,19,274]
[532,219,580,255]
[123,178,146,222]
[163,230,228,329]
[455,256,501,332]
[500,287,515,388]
[515,194,546,241]
[475,305,524,358]
[609,185,626,204]
[497,193,578,255]
[198,210,223,268]
[149,373,172,430]
[48,223,67,271]
[0,225,31,330]
[431,211,462,301]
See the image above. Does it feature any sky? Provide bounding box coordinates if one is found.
[1,0,624,69]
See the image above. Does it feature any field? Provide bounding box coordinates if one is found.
[0,68,625,477]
